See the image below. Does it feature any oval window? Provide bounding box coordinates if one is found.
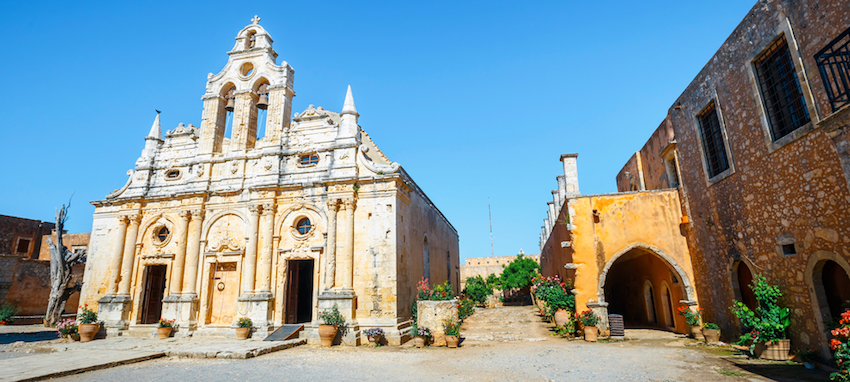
[296,218,312,235]
[299,154,319,166]
[156,226,170,243]
[166,169,180,179]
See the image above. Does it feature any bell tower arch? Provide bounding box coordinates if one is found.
[199,16,295,154]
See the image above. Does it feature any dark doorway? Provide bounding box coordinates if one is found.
[822,260,850,320]
[736,262,758,310]
[140,265,167,324]
[285,260,314,324]
[604,249,684,331]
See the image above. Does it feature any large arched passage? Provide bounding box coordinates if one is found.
[815,260,850,322]
[602,247,688,332]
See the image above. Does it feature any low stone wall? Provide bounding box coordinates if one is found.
[0,254,83,318]
[417,299,458,347]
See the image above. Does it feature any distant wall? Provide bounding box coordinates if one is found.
[0,254,83,318]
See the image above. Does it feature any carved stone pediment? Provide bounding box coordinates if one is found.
[208,236,244,252]
[293,104,329,122]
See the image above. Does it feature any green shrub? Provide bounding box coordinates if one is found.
[78,305,98,324]
[318,304,346,327]
[499,254,540,290]
[457,297,475,321]
[0,304,17,325]
[463,276,493,306]
[729,275,790,351]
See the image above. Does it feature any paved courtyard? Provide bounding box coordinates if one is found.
[1,306,822,382]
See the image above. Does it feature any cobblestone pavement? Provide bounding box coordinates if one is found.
[50,306,832,382]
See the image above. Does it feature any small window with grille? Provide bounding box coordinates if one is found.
[296,218,313,235]
[754,36,811,142]
[299,154,319,166]
[697,102,730,179]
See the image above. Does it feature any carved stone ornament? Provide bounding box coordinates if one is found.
[292,104,328,122]
[358,144,400,174]
[230,161,239,174]
[208,236,244,252]
[106,169,135,199]
[263,157,273,170]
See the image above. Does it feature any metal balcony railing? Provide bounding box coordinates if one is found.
[816,26,850,112]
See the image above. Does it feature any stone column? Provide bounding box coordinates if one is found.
[107,216,129,294]
[170,211,191,295]
[241,204,261,294]
[340,198,356,291]
[324,200,339,290]
[183,209,204,295]
[118,214,141,296]
[255,203,275,293]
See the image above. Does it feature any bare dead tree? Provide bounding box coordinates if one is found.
[44,200,86,327]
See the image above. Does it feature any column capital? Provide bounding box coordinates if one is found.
[125,213,142,224]
[260,203,276,216]
[190,209,205,220]
[248,204,262,214]
[117,215,130,225]
[340,198,356,210]
[178,210,191,220]
[327,199,340,211]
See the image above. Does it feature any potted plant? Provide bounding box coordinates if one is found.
[829,310,850,380]
[730,275,791,360]
[235,317,252,340]
[678,306,703,340]
[796,349,818,370]
[701,322,721,344]
[157,318,174,339]
[413,325,432,348]
[318,304,345,347]
[364,327,384,346]
[78,304,99,342]
[443,319,460,348]
[579,310,599,342]
[56,318,79,341]
[0,303,17,325]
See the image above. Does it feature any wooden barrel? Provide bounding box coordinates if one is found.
[608,314,625,339]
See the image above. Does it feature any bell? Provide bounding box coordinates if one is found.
[225,97,235,112]
[257,94,269,110]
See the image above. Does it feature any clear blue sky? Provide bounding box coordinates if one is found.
[0,1,754,261]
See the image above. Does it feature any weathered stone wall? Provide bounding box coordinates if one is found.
[667,0,850,353]
[0,255,83,316]
[616,118,676,193]
[39,232,90,261]
[0,215,54,259]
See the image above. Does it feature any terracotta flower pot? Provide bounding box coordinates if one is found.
[554,309,570,327]
[79,323,100,343]
[318,324,337,347]
[446,335,459,348]
[701,328,720,344]
[70,333,80,342]
[584,326,598,342]
[414,336,427,348]
[689,325,704,340]
[158,327,172,339]
[753,339,791,360]
[235,327,250,340]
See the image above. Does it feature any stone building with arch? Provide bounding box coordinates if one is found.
[541,0,850,357]
[79,17,458,345]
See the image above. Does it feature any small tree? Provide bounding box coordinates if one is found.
[485,273,502,291]
[44,201,86,327]
[729,274,790,352]
[499,254,540,291]
[462,276,493,306]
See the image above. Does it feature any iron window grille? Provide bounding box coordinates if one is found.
[815,26,850,113]
[697,102,730,179]
[754,36,811,142]
[296,218,313,235]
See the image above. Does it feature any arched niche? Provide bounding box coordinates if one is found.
[806,250,850,356]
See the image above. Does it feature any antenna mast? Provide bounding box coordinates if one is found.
[488,198,494,257]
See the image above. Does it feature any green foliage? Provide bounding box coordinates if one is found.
[318,304,346,327]
[499,254,540,290]
[431,281,454,301]
[703,322,720,330]
[236,317,253,328]
[78,305,98,324]
[532,275,574,316]
[443,319,460,336]
[578,310,599,327]
[729,275,790,349]
[463,276,493,306]
[677,306,702,327]
[457,297,475,322]
[485,274,502,291]
[0,303,18,325]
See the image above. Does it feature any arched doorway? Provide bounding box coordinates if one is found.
[815,260,850,323]
[731,260,757,309]
[602,246,688,332]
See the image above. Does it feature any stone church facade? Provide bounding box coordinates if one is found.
[79,17,458,345]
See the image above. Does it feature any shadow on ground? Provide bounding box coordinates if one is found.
[723,358,833,382]
[0,332,58,345]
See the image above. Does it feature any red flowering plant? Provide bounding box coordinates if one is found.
[677,306,702,327]
[830,310,850,381]
[533,275,574,317]
[411,277,456,322]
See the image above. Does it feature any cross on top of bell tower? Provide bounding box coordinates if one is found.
[251,15,260,25]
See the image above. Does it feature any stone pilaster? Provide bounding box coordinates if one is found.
[199,95,227,153]
[255,203,275,293]
[339,197,356,291]
[230,91,259,152]
[241,204,261,294]
[99,213,139,332]
[118,214,141,296]
[183,209,204,295]
[324,199,339,290]
[107,215,129,294]
[170,211,191,295]
[162,211,195,334]
[239,203,275,337]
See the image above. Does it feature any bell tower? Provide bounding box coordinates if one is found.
[199,16,295,154]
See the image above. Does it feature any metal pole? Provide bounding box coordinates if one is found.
[488,198,494,257]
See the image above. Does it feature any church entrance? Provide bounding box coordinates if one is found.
[140,265,167,324]
[207,262,239,325]
[285,259,314,324]
[603,248,685,332]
